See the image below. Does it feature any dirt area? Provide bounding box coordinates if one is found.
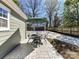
[49,39,79,59]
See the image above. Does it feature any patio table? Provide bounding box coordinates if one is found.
[28,34,42,45]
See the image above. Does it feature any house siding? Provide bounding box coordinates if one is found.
[10,15,25,43]
[0,2,26,58]
[0,3,26,43]
[0,29,21,58]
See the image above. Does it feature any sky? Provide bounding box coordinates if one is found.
[57,0,64,16]
[19,0,46,17]
[19,0,64,17]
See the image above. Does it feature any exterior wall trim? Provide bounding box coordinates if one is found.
[1,0,27,22]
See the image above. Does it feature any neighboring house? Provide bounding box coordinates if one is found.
[0,0,27,58]
[26,18,48,31]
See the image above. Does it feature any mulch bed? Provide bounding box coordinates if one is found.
[50,39,79,59]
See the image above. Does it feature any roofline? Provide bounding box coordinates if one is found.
[1,0,27,22]
[29,17,46,18]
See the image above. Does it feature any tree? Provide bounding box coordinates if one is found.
[19,0,43,17]
[64,0,79,27]
[53,1,62,28]
[45,0,58,27]
[13,0,19,6]
[53,13,61,28]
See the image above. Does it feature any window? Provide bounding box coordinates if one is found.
[0,7,10,31]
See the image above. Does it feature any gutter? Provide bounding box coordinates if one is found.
[1,0,28,22]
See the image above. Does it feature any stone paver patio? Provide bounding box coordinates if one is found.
[25,39,63,59]
[3,31,64,59]
[4,39,63,59]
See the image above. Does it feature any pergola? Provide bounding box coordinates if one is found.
[26,18,48,31]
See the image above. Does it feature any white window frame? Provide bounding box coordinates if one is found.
[0,8,10,31]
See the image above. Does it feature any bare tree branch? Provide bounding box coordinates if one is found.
[45,0,58,27]
[24,0,43,17]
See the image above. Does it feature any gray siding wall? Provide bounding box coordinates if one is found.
[0,29,21,58]
[0,3,26,43]
[0,3,26,58]
[10,15,25,43]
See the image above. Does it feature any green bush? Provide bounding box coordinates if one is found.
[0,13,2,16]
[13,0,19,6]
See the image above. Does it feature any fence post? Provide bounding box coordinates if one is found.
[70,28,72,34]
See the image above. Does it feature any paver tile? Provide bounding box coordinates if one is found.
[4,31,64,59]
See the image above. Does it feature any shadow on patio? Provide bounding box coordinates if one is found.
[3,43,34,59]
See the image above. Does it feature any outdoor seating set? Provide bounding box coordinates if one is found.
[27,31,49,47]
[27,33,43,47]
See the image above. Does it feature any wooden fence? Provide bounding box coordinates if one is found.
[48,27,79,36]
